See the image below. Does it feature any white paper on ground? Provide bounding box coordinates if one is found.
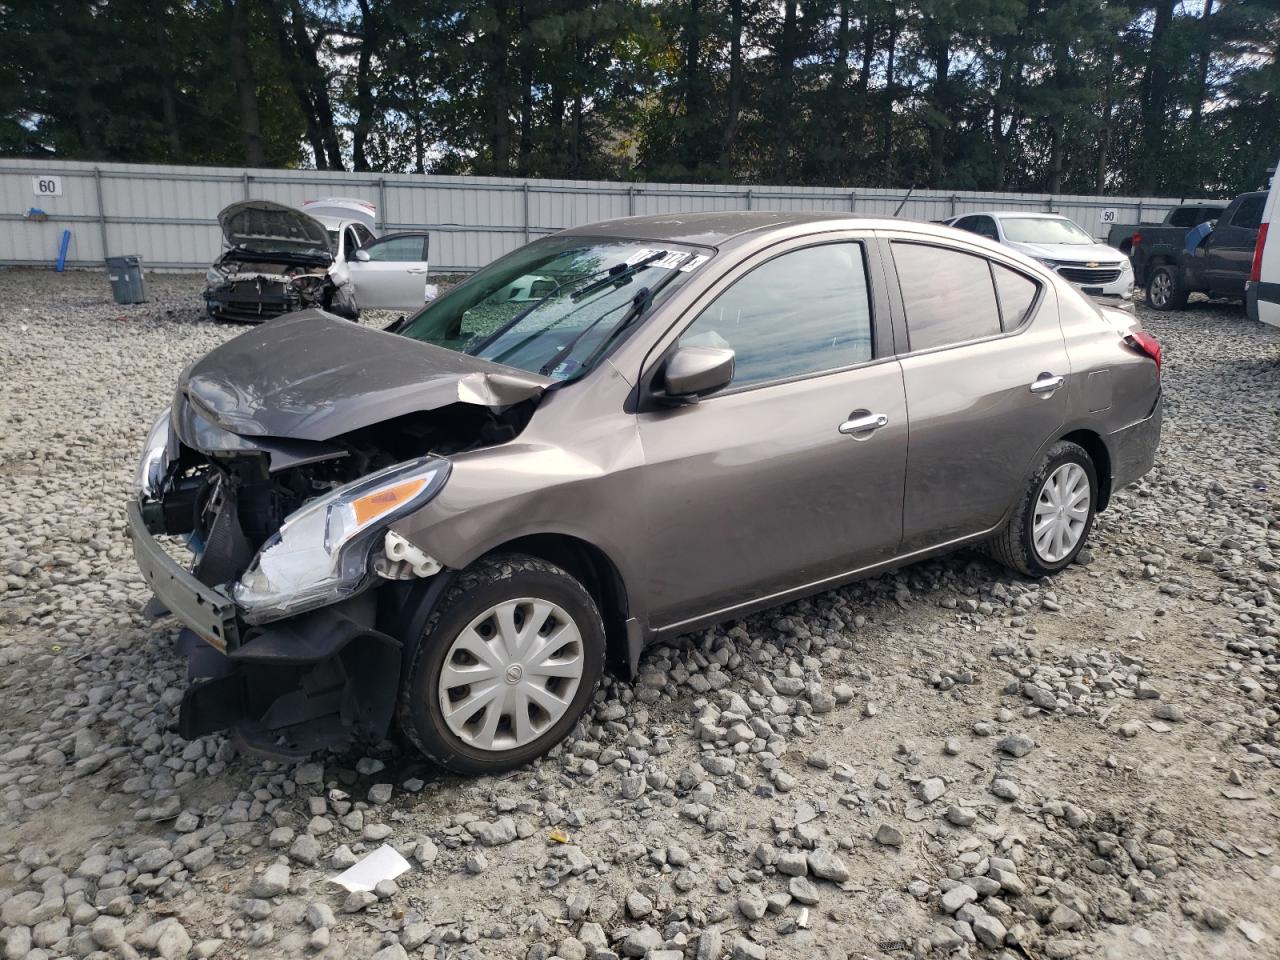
[329,844,412,892]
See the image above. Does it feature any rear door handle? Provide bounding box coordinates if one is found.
[839,412,889,435]
[1029,374,1065,394]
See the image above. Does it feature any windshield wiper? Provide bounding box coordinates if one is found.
[467,253,666,357]
[569,251,665,302]
[542,253,693,378]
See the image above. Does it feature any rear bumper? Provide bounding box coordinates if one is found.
[1247,281,1260,323]
[126,500,400,759]
[1108,390,1163,493]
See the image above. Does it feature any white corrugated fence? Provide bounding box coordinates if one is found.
[2,158,1206,273]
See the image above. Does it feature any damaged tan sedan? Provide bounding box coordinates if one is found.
[129,213,1162,774]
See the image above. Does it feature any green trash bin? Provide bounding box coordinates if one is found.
[106,255,146,304]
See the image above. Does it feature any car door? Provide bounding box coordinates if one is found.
[884,234,1070,552]
[1202,196,1264,297]
[346,233,432,310]
[635,237,908,629]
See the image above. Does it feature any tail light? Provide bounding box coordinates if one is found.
[1251,222,1269,283]
[1125,331,1162,373]
[1131,231,1142,247]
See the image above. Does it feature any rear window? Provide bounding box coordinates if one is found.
[1169,207,1217,228]
[993,265,1040,330]
[1232,197,1266,230]
[892,242,1001,351]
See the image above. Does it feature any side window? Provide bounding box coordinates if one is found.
[354,224,376,247]
[973,217,999,240]
[365,236,427,262]
[953,216,977,232]
[992,264,1040,330]
[678,242,873,388]
[1232,197,1265,230]
[891,242,1001,351]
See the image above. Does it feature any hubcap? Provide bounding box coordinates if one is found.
[1033,463,1090,564]
[1150,273,1170,306]
[438,598,584,752]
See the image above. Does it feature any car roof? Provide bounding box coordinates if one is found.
[557,211,913,249]
[964,211,1076,221]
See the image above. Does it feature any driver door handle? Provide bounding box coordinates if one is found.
[1030,373,1065,394]
[839,412,889,435]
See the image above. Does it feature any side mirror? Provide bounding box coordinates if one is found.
[354,248,371,263]
[661,345,735,403]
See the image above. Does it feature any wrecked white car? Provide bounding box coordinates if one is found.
[204,200,432,323]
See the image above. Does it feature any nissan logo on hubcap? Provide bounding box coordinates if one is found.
[504,664,524,684]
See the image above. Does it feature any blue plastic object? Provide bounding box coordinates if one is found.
[1185,220,1213,255]
[56,230,70,272]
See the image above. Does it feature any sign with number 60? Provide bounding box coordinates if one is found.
[32,176,63,198]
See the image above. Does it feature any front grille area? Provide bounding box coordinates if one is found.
[1056,265,1122,285]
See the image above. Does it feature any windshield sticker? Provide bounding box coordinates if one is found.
[621,249,708,272]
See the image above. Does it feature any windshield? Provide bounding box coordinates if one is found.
[398,236,709,382]
[1000,217,1094,245]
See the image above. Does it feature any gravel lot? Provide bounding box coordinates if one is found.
[1,266,1278,960]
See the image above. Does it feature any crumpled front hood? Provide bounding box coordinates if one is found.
[177,311,552,443]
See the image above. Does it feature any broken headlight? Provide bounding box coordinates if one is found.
[134,408,172,500]
[232,456,450,623]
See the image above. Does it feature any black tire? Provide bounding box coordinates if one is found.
[991,441,1098,578]
[1145,264,1188,311]
[397,553,605,775]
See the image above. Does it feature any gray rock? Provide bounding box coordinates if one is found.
[253,862,291,897]
[305,902,335,930]
[941,884,978,913]
[991,778,1021,800]
[732,936,768,960]
[875,823,903,846]
[343,890,378,913]
[625,889,654,918]
[998,734,1035,757]
[917,777,947,803]
[973,913,1007,947]
[788,876,820,905]
[807,848,851,882]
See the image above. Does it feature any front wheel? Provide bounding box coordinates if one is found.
[397,554,605,775]
[1145,264,1187,311]
[991,441,1098,577]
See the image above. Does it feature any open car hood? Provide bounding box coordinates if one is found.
[218,200,331,252]
[177,311,552,443]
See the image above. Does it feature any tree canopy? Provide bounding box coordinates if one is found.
[2,0,1276,196]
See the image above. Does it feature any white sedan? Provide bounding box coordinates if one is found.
[204,199,434,323]
[945,211,1134,310]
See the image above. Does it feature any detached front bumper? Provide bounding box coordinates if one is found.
[126,501,401,760]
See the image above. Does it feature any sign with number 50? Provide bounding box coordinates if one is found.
[1100,208,1119,224]
[32,176,63,197]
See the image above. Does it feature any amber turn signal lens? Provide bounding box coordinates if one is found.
[352,478,430,526]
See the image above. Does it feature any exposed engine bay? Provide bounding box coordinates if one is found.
[204,251,352,323]
[150,400,535,588]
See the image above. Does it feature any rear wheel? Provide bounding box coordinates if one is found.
[1145,264,1187,311]
[991,441,1098,577]
[397,554,605,775]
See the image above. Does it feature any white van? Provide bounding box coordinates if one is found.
[1247,159,1279,327]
